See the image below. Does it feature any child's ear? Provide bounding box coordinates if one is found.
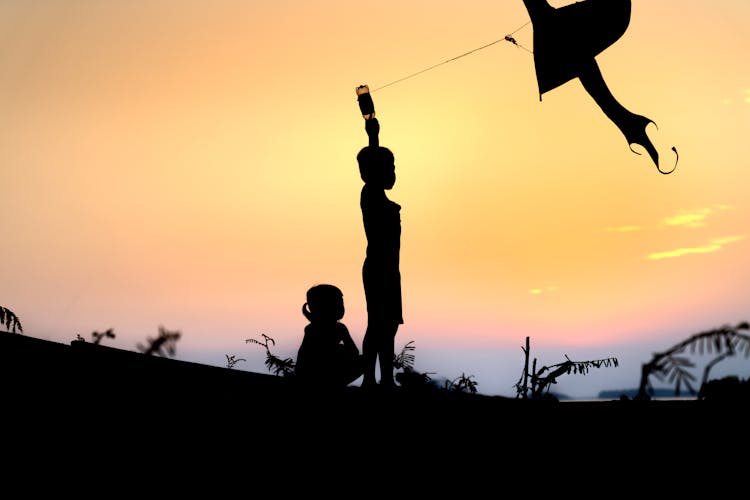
[302,303,312,321]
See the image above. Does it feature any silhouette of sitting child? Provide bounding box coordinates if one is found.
[295,284,363,388]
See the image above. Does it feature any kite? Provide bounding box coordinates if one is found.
[522,0,677,174]
[363,0,678,174]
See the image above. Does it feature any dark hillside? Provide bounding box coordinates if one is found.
[1,330,746,467]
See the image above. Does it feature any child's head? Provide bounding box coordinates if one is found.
[302,284,345,323]
[357,146,395,188]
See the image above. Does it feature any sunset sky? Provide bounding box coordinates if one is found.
[2,1,748,397]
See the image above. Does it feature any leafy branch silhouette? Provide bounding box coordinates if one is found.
[448,373,479,394]
[225,354,246,369]
[91,328,116,345]
[74,329,116,345]
[137,326,181,357]
[0,306,23,334]
[392,340,480,393]
[515,336,618,400]
[393,340,437,388]
[636,321,750,400]
[246,333,295,377]
[393,340,416,371]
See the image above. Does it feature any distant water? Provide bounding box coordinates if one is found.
[596,387,696,400]
[561,396,697,403]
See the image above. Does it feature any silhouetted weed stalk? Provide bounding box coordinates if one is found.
[515,336,618,400]
[636,321,750,400]
[450,373,479,394]
[393,340,479,393]
[137,326,181,357]
[225,354,246,369]
[246,333,296,376]
[75,328,117,345]
[0,306,23,333]
[394,340,435,387]
[393,340,416,369]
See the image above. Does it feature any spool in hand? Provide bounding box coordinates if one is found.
[356,85,375,120]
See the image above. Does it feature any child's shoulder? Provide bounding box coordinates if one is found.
[334,322,352,337]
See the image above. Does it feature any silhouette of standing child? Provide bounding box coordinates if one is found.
[295,284,363,388]
[357,115,403,389]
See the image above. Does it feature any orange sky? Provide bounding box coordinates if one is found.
[2,1,748,397]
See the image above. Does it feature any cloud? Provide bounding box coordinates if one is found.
[711,235,746,245]
[662,208,713,228]
[606,206,732,234]
[660,205,734,228]
[647,235,747,261]
[648,244,721,260]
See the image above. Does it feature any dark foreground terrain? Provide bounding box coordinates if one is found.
[2,330,747,485]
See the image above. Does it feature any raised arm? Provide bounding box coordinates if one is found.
[356,84,379,147]
[365,117,380,148]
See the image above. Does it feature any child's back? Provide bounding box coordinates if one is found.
[295,284,362,388]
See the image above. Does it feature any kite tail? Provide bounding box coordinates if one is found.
[619,114,677,174]
[578,61,676,174]
[622,114,659,166]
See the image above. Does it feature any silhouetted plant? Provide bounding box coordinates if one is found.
[137,326,181,357]
[448,373,479,394]
[225,354,246,369]
[73,329,116,345]
[393,340,460,391]
[246,333,295,377]
[396,366,435,389]
[92,328,116,345]
[0,306,23,334]
[636,321,750,400]
[393,340,416,371]
[515,336,618,400]
[390,340,481,393]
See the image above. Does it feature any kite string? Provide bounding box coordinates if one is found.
[370,20,531,93]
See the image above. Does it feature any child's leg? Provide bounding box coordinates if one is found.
[362,324,378,388]
[377,323,399,387]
